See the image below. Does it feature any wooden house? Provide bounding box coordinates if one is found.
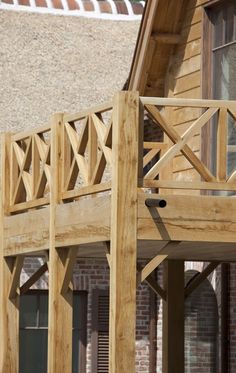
[1,0,236,372]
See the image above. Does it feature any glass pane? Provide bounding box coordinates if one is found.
[20,295,38,328]
[213,8,224,48]
[213,43,236,175]
[39,294,48,327]
[72,330,80,373]
[225,5,235,44]
[73,294,84,329]
[19,330,48,373]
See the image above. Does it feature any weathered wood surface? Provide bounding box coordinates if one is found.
[48,114,73,373]
[0,134,21,373]
[138,193,236,243]
[109,91,140,373]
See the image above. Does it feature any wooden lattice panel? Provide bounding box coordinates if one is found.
[62,104,113,201]
[141,98,236,193]
[10,126,51,212]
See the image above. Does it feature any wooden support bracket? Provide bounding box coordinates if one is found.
[145,274,167,301]
[138,254,167,283]
[20,262,48,295]
[185,261,220,298]
[9,256,25,299]
[60,247,78,295]
[104,241,111,268]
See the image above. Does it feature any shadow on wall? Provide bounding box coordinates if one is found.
[185,270,218,373]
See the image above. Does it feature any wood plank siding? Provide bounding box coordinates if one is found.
[129,0,225,195]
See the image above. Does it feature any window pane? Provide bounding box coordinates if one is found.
[225,5,235,44]
[72,330,80,373]
[20,295,38,327]
[19,330,48,373]
[213,8,224,48]
[213,44,236,175]
[73,293,86,329]
[39,294,48,327]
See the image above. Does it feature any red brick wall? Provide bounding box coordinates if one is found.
[21,257,151,373]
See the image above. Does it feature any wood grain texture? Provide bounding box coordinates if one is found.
[109,92,140,373]
[138,193,236,243]
[0,134,20,373]
[47,114,74,373]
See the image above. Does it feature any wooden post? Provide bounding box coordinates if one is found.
[109,91,141,373]
[0,134,21,373]
[163,260,185,373]
[47,114,74,373]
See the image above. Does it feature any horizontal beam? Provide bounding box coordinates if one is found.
[143,180,236,192]
[63,101,112,123]
[138,193,236,243]
[141,97,236,109]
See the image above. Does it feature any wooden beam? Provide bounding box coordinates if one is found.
[151,32,181,44]
[140,254,167,282]
[104,241,111,268]
[0,133,20,373]
[163,260,185,373]
[9,256,24,299]
[138,193,236,243]
[185,262,220,298]
[48,114,74,373]
[109,92,140,373]
[20,262,48,295]
[145,274,166,301]
[61,247,78,294]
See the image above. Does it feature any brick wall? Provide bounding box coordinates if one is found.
[21,257,151,373]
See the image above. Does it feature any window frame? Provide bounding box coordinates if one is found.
[202,0,236,171]
[19,289,87,373]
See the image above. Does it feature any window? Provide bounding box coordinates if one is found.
[91,289,109,373]
[19,291,87,373]
[203,1,236,176]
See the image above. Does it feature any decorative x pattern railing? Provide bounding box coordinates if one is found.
[5,95,236,214]
[9,125,51,213]
[140,97,236,192]
[61,102,113,201]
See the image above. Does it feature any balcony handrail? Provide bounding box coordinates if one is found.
[3,93,236,215]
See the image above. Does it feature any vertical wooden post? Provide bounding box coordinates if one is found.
[109,91,141,373]
[163,260,185,373]
[48,114,74,373]
[0,134,21,373]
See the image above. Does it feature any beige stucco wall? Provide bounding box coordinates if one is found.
[0,10,139,133]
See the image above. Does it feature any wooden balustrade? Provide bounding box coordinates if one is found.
[141,97,236,193]
[4,94,236,214]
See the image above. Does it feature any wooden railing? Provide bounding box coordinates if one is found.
[61,101,113,201]
[4,94,236,214]
[9,124,52,213]
[140,97,236,193]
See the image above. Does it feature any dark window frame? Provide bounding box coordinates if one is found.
[202,0,236,169]
[19,289,87,373]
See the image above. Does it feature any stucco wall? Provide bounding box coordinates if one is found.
[0,9,139,133]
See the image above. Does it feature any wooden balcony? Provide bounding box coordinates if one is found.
[1,91,236,373]
[2,92,236,262]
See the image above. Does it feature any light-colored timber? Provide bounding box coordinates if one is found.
[1,91,236,372]
[109,91,140,373]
